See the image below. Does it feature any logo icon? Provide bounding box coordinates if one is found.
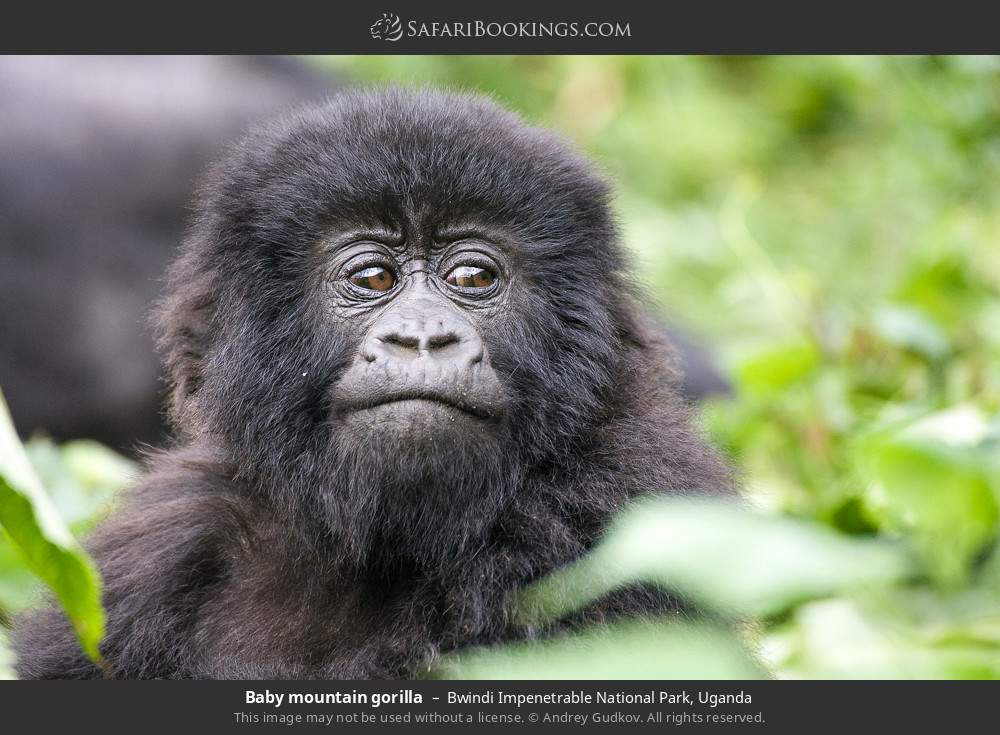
[370,13,403,41]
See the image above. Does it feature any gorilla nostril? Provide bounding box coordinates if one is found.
[367,332,426,362]
[382,333,421,350]
[426,333,460,351]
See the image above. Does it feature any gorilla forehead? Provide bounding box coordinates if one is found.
[215,88,616,257]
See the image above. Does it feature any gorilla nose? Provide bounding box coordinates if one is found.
[363,311,484,367]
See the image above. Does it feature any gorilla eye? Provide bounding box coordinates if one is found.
[349,266,396,293]
[445,265,496,291]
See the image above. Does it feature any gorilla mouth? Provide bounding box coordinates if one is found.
[344,390,500,421]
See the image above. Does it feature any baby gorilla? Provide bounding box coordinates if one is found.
[14,89,730,679]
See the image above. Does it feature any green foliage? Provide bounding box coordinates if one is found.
[856,406,1000,586]
[0,392,133,670]
[765,589,1000,679]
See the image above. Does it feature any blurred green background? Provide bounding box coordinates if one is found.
[2,56,999,679]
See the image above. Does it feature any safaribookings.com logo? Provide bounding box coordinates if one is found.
[370,13,404,41]
[369,13,631,42]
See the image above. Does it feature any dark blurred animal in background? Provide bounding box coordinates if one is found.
[14,89,732,679]
[0,56,728,457]
[0,56,333,451]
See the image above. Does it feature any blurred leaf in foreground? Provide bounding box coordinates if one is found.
[0,437,131,617]
[764,588,1000,679]
[433,620,764,680]
[0,391,105,664]
[518,497,917,626]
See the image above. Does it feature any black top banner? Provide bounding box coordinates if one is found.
[1,1,998,53]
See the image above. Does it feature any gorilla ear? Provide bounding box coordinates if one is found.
[154,267,219,428]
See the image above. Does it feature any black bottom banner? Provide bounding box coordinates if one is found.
[0,680,992,732]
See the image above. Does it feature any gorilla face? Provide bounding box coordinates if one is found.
[327,231,509,447]
[161,89,630,566]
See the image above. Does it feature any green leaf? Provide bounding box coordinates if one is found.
[518,497,916,625]
[735,341,822,396]
[24,437,133,532]
[871,305,950,362]
[0,391,105,665]
[0,538,41,614]
[857,405,1000,586]
[893,255,992,330]
[432,620,764,680]
[0,438,129,617]
[0,629,15,680]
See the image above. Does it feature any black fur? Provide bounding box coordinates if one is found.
[13,89,731,679]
